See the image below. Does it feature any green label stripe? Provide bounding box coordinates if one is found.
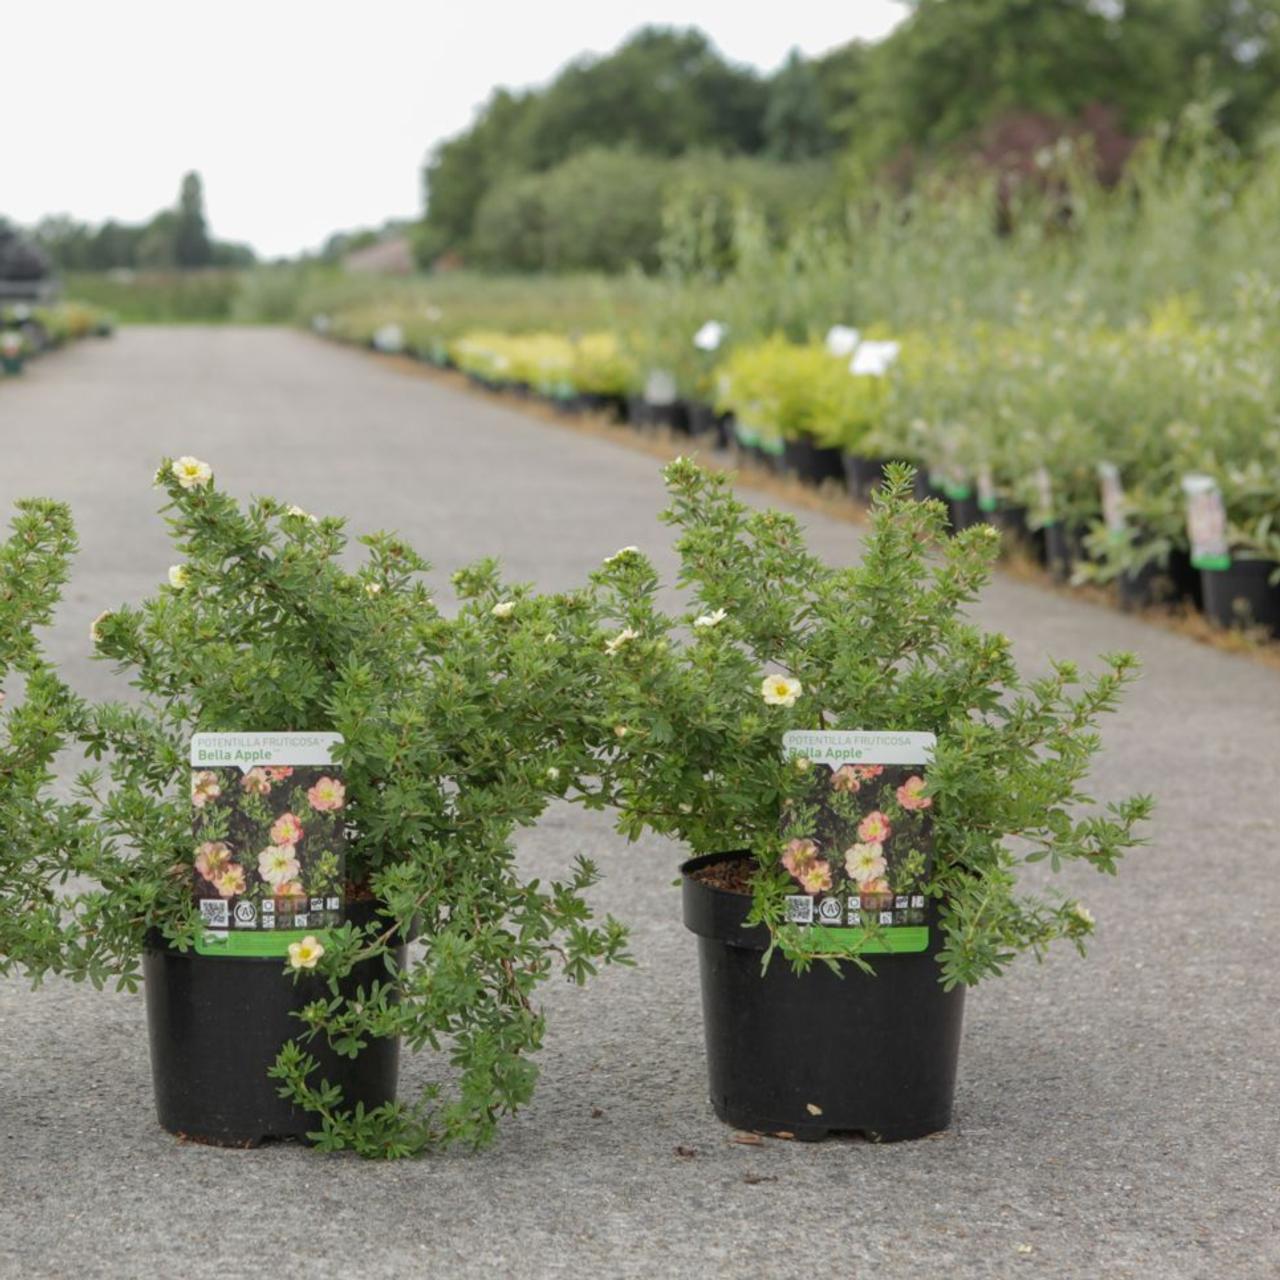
[194,926,337,958]
[943,484,973,500]
[1192,555,1232,571]
[805,925,929,955]
[977,496,998,512]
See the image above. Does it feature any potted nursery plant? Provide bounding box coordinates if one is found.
[0,500,97,981]
[61,457,629,1155]
[1,329,25,375]
[587,459,1150,1141]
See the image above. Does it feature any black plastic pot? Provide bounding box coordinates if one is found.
[682,853,965,1142]
[581,392,624,422]
[842,453,891,502]
[625,394,651,428]
[1043,522,1086,583]
[1200,559,1280,637]
[649,400,691,435]
[947,492,982,532]
[1117,549,1200,612]
[144,901,407,1146]
[687,402,719,440]
[782,437,844,487]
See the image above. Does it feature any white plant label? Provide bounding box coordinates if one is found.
[849,340,901,377]
[692,320,725,351]
[778,731,935,952]
[644,369,677,406]
[977,463,997,513]
[1034,466,1055,521]
[190,732,347,957]
[1098,462,1127,535]
[1181,474,1231,570]
[825,325,860,357]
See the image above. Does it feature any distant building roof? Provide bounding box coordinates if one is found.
[343,236,415,276]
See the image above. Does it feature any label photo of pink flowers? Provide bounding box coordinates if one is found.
[190,764,347,933]
[780,762,933,930]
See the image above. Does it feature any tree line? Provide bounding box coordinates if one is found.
[7,173,256,276]
[418,2,1280,272]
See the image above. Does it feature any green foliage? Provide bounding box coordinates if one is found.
[587,461,1151,986]
[423,26,768,255]
[23,173,253,275]
[62,271,243,324]
[67,460,630,1155]
[174,172,213,270]
[717,336,891,450]
[0,502,94,982]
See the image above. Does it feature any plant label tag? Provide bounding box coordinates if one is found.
[780,731,936,954]
[693,320,725,352]
[190,732,348,957]
[1098,462,1127,536]
[644,368,678,406]
[1181,474,1231,570]
[848,339,900,377]
[824,324,860,357]
[977,464,998,513]
[1034,466,1055,522]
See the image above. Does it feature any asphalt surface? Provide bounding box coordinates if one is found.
[1,328,1276,1280]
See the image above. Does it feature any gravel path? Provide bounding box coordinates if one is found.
[1,327,1276,1279]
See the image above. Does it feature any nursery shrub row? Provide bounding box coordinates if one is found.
[317,310,1280,643]
[0,300,114,376]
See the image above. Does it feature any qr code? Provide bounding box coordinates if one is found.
[785,896,814,925]
[199,899,229,928]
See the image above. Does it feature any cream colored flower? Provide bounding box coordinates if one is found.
[258,844,302,888]
[605,627,639,655]
[604,546,639,564]
[171,457,213,490]
[546,766,560,781]
[613,725,629,738]
[492,601,515,618]
[89,610,112,646]
[845,843,888,886]
[1072,903,1096,927]
[760,674,802,707]
[285,504,317,522]
[287,935,325,970]
[693,608,727,630]
[167,564,189,590]
[364,581,382,596]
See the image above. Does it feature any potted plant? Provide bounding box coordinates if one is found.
[588,459,1150,1141]
[63,458,630,1155]
[0,500,96,981]
[1,330,25,375]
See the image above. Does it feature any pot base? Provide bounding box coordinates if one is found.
[684,853,965,1143]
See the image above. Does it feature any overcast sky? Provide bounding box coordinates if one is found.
[4,1,904,258]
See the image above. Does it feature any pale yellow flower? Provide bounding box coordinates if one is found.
[845,843,888,886]
[605,627,639,656]
[171,457,212,490]
[365,581,382,596]
[287,935,325,970]
[285,504,317,522]
[167,564,189,590]
[89,610,112,646]
[604,546,639,564]
[760,674,802,707]
[693,608,727,629]
[1072,903,1096,927]
[491,601,515,618]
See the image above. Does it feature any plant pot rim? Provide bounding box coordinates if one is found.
[681,850,768,951]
